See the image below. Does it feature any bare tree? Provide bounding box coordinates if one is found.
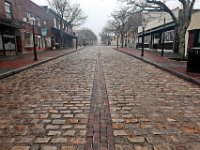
[121,0,198,58]
[48,0,70,48]
[108,7,139,47]
[64,3,87,32]
[99,27,113,44]
[76,28,98,46]
[48,0,87,48]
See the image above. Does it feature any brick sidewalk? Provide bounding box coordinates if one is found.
[0,48,83,79]
[114,47,200,85]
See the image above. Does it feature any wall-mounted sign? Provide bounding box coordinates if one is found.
[5,42,15,50]
[41,27,47,36]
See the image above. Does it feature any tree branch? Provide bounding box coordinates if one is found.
[188,0,196,19]
[146,0,178,24]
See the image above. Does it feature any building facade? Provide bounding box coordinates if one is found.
[137,8,200,56]
[0,0,76,56]
[0,0,22,56]
[137,8,179,52]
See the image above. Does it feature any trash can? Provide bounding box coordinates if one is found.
[187,48,200,73]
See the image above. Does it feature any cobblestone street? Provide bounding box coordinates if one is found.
[0,46,200,150]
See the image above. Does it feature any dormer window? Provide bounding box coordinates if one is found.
[4,1,12,19]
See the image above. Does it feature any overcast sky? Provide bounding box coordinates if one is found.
[31,0,200,39]
[31,0,119,38]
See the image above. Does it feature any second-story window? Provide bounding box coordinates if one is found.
[27,12,31,22]
[4,1,12,19]
[36,17,41,26]
[44,20,47,26]
[54,18,57,28]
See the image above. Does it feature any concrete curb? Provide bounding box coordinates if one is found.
[114,48,200,86]
[0,47,86,80]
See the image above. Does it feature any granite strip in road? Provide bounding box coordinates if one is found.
[85,52,115,150]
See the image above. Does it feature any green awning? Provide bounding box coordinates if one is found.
[138,22,176,36]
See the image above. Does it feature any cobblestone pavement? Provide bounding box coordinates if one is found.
[0,46,200,150]
[102,48,200,150]
[0,48,96,150]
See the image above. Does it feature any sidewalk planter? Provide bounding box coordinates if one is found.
[187,48,200,73]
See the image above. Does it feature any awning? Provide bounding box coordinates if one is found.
[138,22,176,36]
[51,27,77,39]
[0,17,22,29]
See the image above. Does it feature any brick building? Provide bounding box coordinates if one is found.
[0,0,22,56]
[0,0,76,56]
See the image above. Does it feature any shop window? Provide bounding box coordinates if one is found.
[138,37,142,43]
[154,34,159,39]
[35,35,41,48]
[144,35,150,44]
[164,30,174,42]
[24,33,33,47]
[3,35,15,50]
[153,33,159,44]
[4,1,12,19]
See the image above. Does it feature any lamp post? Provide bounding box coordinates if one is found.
[29,17,38,61]
[141,19,146,57]
[117,35,119,48]
[76,33,78,50]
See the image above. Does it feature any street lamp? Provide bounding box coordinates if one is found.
[29,17,38,61]
[76,33,78,50]
[141,19,147,57]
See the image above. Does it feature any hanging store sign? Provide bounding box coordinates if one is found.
[41,27,47,36]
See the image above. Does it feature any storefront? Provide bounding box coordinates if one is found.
[23,30,51,53]
[51,27,76,49]
[0,18,21,56]
[137,23,175,50]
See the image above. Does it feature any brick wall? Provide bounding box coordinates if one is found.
[0,0,18,19]
[14,0,55,53]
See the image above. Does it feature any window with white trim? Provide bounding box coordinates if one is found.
[36,17,41,26]
[24,33,33,47]
[54,18,57,28]
[144,35,150,44]
[164,30,174,42]
[4,1,12,19]
[138,37,142,43]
